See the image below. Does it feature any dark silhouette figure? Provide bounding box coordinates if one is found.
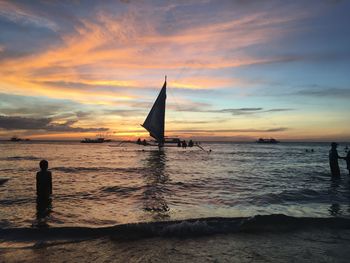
[182,140,187,148]
[346,151,350,176]
[36,160,52,224]
[188,139,194,147]
[136,138,141,145]
[329,142,343,177]
[177,140,181,147]
[142,139,147,146]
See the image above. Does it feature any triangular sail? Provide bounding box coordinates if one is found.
[142,78,167,143]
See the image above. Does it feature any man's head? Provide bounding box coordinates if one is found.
[39,160,49,171]
[331,142,338,149]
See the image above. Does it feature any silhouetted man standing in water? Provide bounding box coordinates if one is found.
[346,151,350,175]
[329,142,343,177]
[36,160,52,223]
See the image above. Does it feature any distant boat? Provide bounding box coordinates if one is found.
[81,137,107,143]
[10,136,23,142]
[256,138,280,144]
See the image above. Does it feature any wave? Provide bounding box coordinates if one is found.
[254,189,323,204]
[1,214,350,242]
[52,166,143,174]
[101,186,142,195]
[4,156,41,161]
[0,197,34,206]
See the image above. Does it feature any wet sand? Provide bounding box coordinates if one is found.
[1,228,350,263]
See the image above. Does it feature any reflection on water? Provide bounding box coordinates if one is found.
[142,150,170,220]
[329,203,341,216]
[328,178,344,216]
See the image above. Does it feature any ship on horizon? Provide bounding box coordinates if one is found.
[256,138,280,144]
[9,136,30,142]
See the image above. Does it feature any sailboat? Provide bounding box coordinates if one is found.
[138,77,210,152]
[141,76,167,147]
[141,76,182,148]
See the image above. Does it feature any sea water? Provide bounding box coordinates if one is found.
[0,141,349,228]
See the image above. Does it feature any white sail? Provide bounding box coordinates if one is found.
[142,78,167,143]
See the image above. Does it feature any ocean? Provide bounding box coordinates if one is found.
[1,141,349,230]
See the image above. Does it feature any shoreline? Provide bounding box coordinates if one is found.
[1,227,349,262]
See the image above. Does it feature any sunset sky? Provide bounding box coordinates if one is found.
[0,0,349,141]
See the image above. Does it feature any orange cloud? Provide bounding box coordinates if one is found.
[0,4,306,105]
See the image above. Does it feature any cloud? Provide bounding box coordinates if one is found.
[0,0,58,31]
[185,107,294,115]
[0,115,108,132]
[295,87,350,98]
[116,127,288,134]
[0,0,311,104]
[103,109,143,117]
[0,1,349,140]
[0,115,50,130]
[166,127,289,133]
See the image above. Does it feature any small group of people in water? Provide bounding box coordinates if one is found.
[136,138,196,148]
[329,142,350,177]
[177,139,194,148]
[136,138,148,146]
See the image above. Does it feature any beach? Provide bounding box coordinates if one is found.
[1,141,350,262]
[1,227,350,263]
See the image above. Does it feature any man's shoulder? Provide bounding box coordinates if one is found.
[37,170,52,176]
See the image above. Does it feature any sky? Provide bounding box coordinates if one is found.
[0,0,349,141]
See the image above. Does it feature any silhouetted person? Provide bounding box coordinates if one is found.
[36,160,52,223]
[177,140,181,147]
[329,142,343,177]
[142,139,147,146]
[182,140,187,148]
[346,151,350,176]
[137,138,141,145]
[188,139,194,147]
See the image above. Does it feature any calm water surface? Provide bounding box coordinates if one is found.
[0,141,349,228]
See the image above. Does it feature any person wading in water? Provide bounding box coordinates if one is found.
[329,142,345,177]
[36,160,52,225]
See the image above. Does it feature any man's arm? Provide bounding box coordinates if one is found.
[36,172,39,196]
[49,172,52,195]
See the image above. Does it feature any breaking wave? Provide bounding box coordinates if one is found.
[1,215,350,243]
[52,167,143,174]
[5,156,41,161]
